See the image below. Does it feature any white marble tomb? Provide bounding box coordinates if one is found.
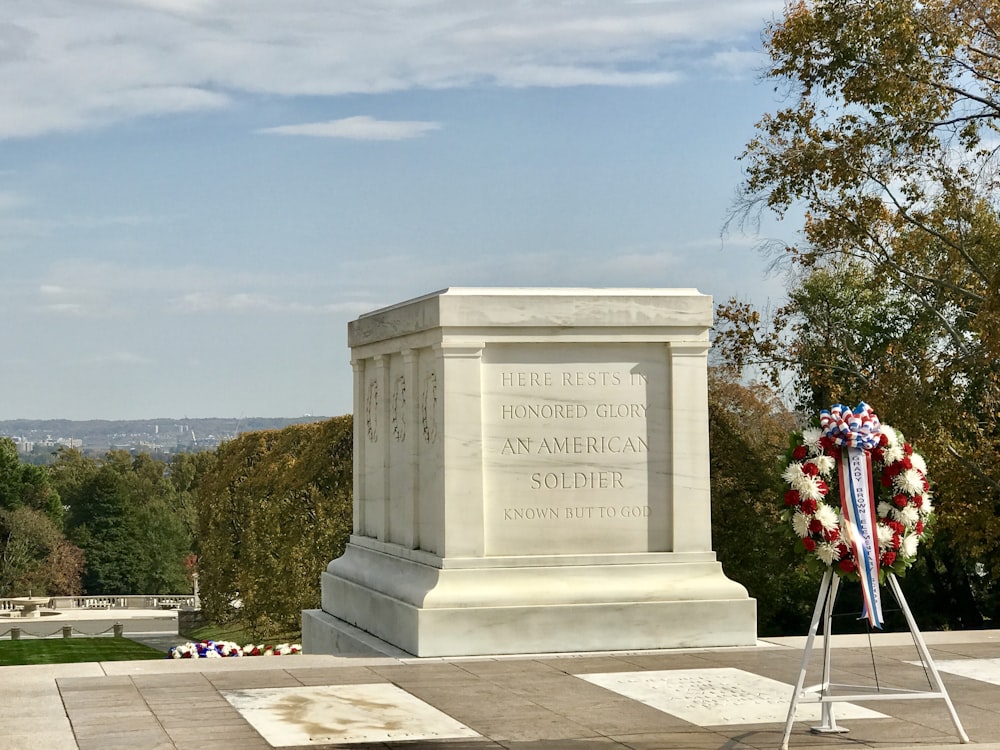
[302,288,756,657]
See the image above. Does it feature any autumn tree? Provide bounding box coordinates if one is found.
[0,507,84,597]
[720,0,1000,624]
[196,417,352,638]
[707,372,821,634]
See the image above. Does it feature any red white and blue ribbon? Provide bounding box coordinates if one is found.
[822,403,884,628]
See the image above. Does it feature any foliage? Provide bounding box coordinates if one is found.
[0,507,84,597]
[720,0,1000,626]
[0,438,63,525]
[0,637,164,666]
[52,450,193,595]
[708,372,817,635]
[196,417,352,639]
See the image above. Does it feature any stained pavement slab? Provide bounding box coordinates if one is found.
[2,630,999,749]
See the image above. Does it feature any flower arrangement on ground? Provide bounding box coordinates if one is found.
[780,403,933,582]
[168,640,302,658]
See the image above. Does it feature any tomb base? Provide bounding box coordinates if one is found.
[304,540,755,657]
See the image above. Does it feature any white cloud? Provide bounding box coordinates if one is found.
[84,351,154,366]
[258,116,441,141]
[0,189,26,211]
[710,47,768,76]
[172,291,373,315]
[0,0,785,139]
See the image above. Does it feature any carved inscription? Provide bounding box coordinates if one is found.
[482,344,668,555]
[495,367,648,501]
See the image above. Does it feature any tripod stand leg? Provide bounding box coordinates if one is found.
[780,569,833,750]
[811,574,848,733]
[887,574,969,744]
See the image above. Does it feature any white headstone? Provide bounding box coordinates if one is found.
[303,288,756,657]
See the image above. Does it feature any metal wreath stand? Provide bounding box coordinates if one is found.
[779,568,969,750]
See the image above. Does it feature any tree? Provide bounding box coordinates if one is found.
[708,372,817,635]
[55,450,192,595]
[196,417,352,637]
[722,0,1000,625]
[0,438,63,525]
[0,507,83,597]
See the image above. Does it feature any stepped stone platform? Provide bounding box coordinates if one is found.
[3,629,1000,749]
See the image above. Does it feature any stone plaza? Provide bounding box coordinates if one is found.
[5,628,1000,749]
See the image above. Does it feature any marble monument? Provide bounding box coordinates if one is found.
[302,288,755,657]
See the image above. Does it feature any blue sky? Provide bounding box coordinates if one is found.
[0,0,792,420]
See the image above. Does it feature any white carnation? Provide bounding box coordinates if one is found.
[792,511,813,538]
[782,463,804,485]
[802,427,823,453]
[898,504,919,527]
[895,468,925,495]
[815,504,839,531]
[877,523,894,546]
[816,542,840,565]
[814,455,836,476]
[883,443,905,464]
[798,475,825,501]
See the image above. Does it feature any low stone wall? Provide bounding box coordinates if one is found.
[177,608,207,637]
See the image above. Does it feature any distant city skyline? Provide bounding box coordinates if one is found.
[0,1,792,420]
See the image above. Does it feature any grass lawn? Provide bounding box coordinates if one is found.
[0,637,165,666]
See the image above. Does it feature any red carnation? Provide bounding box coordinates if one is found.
[916,520,924,534]
[892,534,902,549]
[800,498,818,514]
[913,495,923,508]
[922,477,930,491]
[816,480,829,494]
[824,528,840,542]
[802,462,819,477]
[820,436,836,453]
[904,442,913,455]
[889,520,904,534]
[883,551,897,566]
[838,559,856,573]
[803,538,817,552]
[809,519,824,534]
[792,445,808,461]
[893,494,909,508]
[879,433,889,447]
[880,473,894,488]
[872,448,884,463]
[837,543,849,559]
[784,490,800,506]
[899,457,913,470]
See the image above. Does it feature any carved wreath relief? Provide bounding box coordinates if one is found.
[421,371,438,443]
[365,378,379,443]
[391,374,406,442]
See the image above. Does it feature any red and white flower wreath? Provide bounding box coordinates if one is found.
[780,419,933,580]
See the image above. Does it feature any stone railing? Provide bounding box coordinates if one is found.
[1,595,195,611]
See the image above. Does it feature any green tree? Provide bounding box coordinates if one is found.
[722,0,1000,625]
[0,438,63,524]
[56,450,192,595]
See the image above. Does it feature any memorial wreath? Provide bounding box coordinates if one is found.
[780,403,933,585]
